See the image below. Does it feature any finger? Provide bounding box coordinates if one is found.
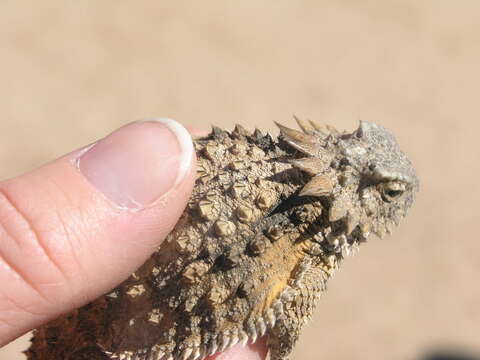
[187,127,209,138]
[0,118,196,345]
[210,338,268,360]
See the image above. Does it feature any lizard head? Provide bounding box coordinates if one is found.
[278,118,419,257]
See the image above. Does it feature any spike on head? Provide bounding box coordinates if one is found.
[275,121,321,156]
[275,121,315,143]
[299,175,333,197]
[293,115,316,134]
[290,157,329,176]
[307,120,328,135]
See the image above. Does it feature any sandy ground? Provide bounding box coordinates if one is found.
[0,2,479,359]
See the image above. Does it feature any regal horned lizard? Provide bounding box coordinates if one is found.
[27,118,418,360]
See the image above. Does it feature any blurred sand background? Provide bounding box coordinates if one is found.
[0,1,479,359]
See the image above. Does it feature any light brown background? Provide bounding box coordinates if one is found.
[0,2,479,359]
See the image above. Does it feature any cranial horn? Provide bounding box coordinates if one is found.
[326,124,340,136]
[275,121,316,142]
[299,174,333,197]
[308,120,328,136]
[275,122,321,156]
[290,157,328,176]
[293,115,316,134]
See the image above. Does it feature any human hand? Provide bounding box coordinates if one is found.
[0,119,267,360]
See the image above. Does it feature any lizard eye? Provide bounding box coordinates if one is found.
[379,181,406,202]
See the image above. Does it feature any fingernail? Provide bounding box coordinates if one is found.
[77,118,193,210]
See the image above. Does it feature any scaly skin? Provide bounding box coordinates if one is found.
[26,119,419,360]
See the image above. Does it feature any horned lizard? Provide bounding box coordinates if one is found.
[26,118,418,360]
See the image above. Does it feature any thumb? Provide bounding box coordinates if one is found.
[0,118,196,345]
